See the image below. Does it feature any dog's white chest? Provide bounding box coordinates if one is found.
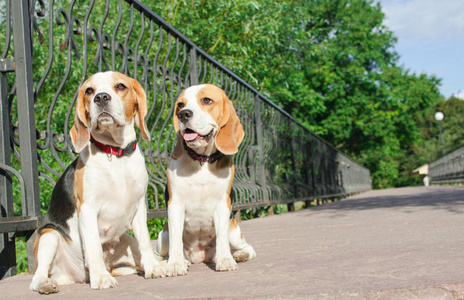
[170,158,231,207]
[83,149,148,243]
[169,157,232,260]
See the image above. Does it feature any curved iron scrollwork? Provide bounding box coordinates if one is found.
[0,0,371,232]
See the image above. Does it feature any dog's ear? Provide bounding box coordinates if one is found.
[70,85,90,153]
[132,78,150,141]
[172,132,184,159]
[173,103,180,133]
[173,92,185,134]
[171,93,184,158]
[215,92,244,155]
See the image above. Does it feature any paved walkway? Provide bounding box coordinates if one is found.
[3,186,464,299]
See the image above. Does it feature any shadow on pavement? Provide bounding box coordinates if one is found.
[305,186,464,216]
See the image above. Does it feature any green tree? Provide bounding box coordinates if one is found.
[147,0,442,188]
[413,97,464,168]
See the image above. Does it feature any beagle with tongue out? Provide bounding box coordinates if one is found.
[155,84,256,276]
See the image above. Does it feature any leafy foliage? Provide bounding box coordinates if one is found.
[146,0,443,188]
[412,97,464,166]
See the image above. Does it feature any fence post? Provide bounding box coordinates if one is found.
[287,121,297,212]
[189,47,198,85]
[253,94,268,202]
[0,70,15,279]
[12,0,41,272]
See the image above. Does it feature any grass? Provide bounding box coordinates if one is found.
[15,237,29,274]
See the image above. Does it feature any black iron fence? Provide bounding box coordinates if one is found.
[0,0,371,279]
[429,146,464,184]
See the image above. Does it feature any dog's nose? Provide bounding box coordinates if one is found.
[94,92,112,106]
[178,109,193,123]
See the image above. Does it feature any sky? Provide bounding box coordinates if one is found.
[377,0,464,98]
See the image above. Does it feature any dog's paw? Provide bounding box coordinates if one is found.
[166,259,189,277]
[153,251,165,261]
[90,270,119,290]
[216,256,238,272]
[184,259,192,268]
[233,244,257,262]
[30,277,59,294]
[143,260,166,279]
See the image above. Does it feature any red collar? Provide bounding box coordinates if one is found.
[90,136,137,157]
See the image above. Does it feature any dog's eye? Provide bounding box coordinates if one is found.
[85,87,94,95]
[201,98,213,105]
[116,83,127,91]
[177,102,185,109]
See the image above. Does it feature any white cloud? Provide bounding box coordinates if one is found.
[378,0,464,43]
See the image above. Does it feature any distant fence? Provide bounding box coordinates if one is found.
[429,146,464,184]
[0,0,371,278]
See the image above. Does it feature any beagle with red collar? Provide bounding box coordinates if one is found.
[30,72,165,294]
[155,84,256,276]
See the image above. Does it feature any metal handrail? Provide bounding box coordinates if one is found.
[429,146,464,184]
[0,0,371,278]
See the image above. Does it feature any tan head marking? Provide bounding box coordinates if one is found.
[112,72,150,141]
[196,85,225,126]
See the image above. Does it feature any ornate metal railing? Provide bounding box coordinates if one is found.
[0,0,371,278]
[429,146,464,184]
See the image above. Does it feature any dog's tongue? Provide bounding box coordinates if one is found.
[184,131,199,141]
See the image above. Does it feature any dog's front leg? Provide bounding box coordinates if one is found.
[132,198,166,278]
[166,200,188,276]
[79,203,118,290]
[214,198,238,271]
